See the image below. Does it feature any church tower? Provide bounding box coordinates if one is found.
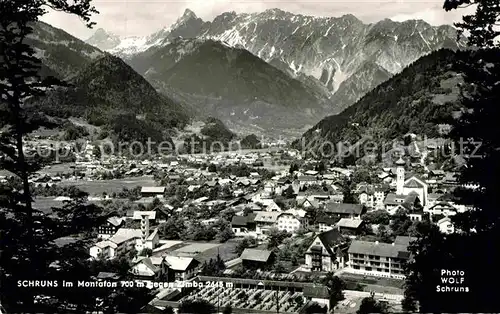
[396,157,405,195]
[140,214,150,241]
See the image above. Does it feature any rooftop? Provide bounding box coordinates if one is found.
[254,211,281,223]
[107,216,125,227]
[325,202,364,215]
[162,255,196,271]
[109,228,142,245]
[141,186,166,193]
[240,249,273,263]
[336,218,363,229]
[132,210,157,220]
[348,240,410,259]
[404,178,425,189]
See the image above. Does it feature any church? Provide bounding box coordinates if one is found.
[395,157,429,206]
[384,158,429,213]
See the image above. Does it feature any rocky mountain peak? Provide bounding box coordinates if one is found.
[182,8,197,19]
[85,27,121,51]
[176,8,200,25]
[338,13,362,24]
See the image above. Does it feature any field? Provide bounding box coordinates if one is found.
[338,273,405,295]
[33,197,70,213]
[191,239,240,263]
[59,176,156,195]
[173,243,221,255]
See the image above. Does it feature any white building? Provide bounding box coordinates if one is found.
[437,217,455,234]
[89,228,143,259]
[90,214,159,259]
[395,158,429,206]
[304,229,348,272]
[254,211,281,236]
[347,236,415,280]
[276,209,307,234]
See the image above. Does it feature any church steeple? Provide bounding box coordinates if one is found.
[396,157,405,195]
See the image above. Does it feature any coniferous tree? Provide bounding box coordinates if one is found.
[0,1,153,312]
[321,273,345,310]
[0,2,98,311]
[357,297,389,314]
[404,2,500,312]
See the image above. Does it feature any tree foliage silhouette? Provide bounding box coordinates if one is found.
[444,0,500,47]
[403,2,500,312]
[0,1,151,313]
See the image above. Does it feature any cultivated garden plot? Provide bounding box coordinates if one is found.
[180,286,306,313]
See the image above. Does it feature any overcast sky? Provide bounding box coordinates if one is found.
[40,0,474,40]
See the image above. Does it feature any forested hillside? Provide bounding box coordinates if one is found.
[298,49,470,151]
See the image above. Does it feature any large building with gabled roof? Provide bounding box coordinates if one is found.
[304,229,349,272]
[346,236,416,279]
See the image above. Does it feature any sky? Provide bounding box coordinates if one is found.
[40,0,475,40]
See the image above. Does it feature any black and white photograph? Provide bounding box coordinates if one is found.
[0,0,499,313]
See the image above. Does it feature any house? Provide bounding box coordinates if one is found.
[277,177,292,186]
[373,187,388,209]
[276,209,307,234]
[162,255,200,281]
[426,201,458,217]
[427,193,444,207]
[409,211,424,222]
[303,190,331,201]
[205,180,220,188]
[90,228,143,259]
[442,172,458,187]
[231,215,249,235]
[304,229,349,272]
[259,199,281,212]
[324,202,365,219]
[298,175,319,187]
[317,216,337,233]
[262,182,275,198]
[403,176,428,206]
[383,193,419,214]
[156,206,173,223]
[130,256,172,281]
[297,197,319,210]
[358,190,375,208]
[254,211,281,236]
[356,184,378,208]
[98,217,125,239]
[330,193,344,204]
[347,236,416,279]
[336,218,364,235]
[305,170,319,176]
[329,167,353,178]
[240,249,275,269]
[144,228,160,250]
[437,217,454,234]
[140,186,165,198]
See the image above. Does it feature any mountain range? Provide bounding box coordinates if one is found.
[27,23,189,144]
[84,9,465,136]
[28,21,103,79]
[26,9,467,140]
[87,9,465,115]
[127,37,330,136]
[295,48,468,158]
